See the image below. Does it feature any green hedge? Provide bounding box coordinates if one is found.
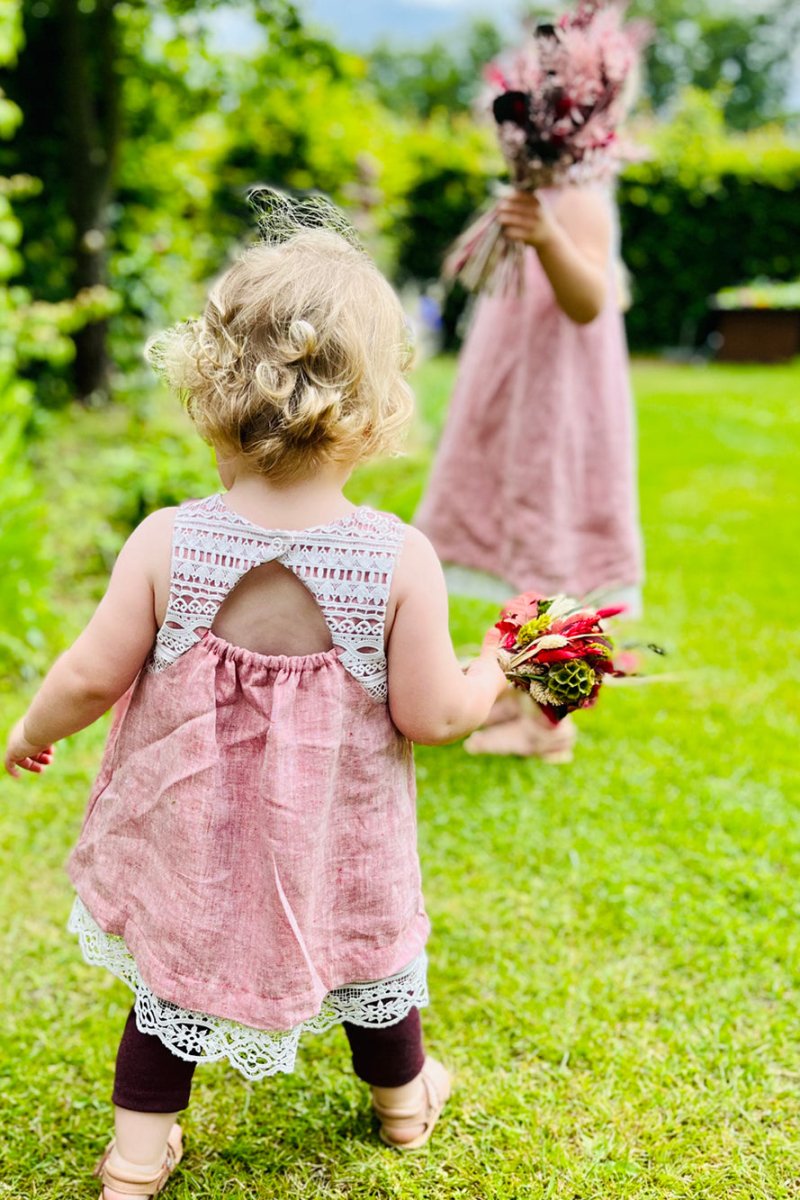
[619,91,800,349]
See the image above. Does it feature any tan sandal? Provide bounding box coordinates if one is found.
[372,1058,452,1151]
[94,1123,183,1197]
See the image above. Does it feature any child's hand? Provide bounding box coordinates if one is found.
[497,192,556,250]
[464,626,508,701]
[4,720,54,778]
[481,625,503,656]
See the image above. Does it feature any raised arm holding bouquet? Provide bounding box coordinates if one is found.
[415,0,648,762]
[444,0,648,297]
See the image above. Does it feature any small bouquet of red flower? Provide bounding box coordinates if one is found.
[444,0,648,294]
[495,591,626,724]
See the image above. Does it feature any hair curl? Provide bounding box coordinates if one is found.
[146,229,414,484]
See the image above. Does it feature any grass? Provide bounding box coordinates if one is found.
[1,357,799,1198]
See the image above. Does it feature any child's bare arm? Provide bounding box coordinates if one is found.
[497,188,611,323]
[4,508,175,776]
[386,528,506,745]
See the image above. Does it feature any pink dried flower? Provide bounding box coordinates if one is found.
[445,0,650,293]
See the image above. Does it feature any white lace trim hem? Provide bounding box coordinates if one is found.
[68,897,428,1081]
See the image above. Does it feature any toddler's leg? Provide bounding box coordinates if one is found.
[97,1007,195,1199]
[112,1006,196,1115]
[343,1007,425,1088]
[343,1009,451,1150]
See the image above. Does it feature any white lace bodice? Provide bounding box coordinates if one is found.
[151,494,405,701]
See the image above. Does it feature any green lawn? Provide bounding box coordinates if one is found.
[1,358,799,1198]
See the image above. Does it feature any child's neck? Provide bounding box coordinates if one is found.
[220,463,355,531]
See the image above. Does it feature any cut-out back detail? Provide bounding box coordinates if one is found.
[210,561,334,657]
[151,494,404,700]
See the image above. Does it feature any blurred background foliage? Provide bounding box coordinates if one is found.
[620,87,800,348]
[0,0,120,676]
[0,0,799,678]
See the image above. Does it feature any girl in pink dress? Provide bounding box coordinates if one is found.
[416,186,643,760]
[4,225,507,1198]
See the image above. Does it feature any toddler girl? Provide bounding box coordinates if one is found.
[4,214,506,1198]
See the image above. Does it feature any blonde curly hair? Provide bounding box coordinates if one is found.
[146,229,414,484]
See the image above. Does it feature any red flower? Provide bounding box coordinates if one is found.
[558,615,602,637]
[576,636,614,655]
[535,647,587,664]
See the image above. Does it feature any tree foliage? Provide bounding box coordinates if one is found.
[0,2,59,674]
[629,0,800,130]
[1,0,307,402]
[368,21,504,120]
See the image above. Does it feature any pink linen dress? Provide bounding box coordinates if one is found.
[416,189,643,610]
[67,494,429,1080]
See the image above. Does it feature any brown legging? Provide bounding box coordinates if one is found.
[112,1006,426,1113]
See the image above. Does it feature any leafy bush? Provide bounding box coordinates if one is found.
[29,388,218,599]
[0,6,49,681]
[0,379,51,682]
[619,91,800,348]
[0,1,117,679]
[100,412,218,536]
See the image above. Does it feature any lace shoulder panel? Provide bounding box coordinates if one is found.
[151,496,288,674]
[281,508,406,702]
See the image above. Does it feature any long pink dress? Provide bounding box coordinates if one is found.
[417,192,642,608]
[67,495,429,1080]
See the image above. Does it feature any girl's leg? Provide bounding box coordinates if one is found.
[112,1006,196,1114]
[343,1007,425,1088]
[343,1009,451,1149]
[99,1007,195,1199]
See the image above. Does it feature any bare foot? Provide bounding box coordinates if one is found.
[482,689,522,727]
[464,713,575,761]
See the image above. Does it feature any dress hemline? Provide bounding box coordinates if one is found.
[68,896,429,1081]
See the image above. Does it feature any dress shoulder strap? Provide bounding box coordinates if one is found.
[151,495,289,673]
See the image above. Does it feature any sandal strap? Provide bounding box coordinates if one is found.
[373,1062,445,1137]
[93,1126,182,1196]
